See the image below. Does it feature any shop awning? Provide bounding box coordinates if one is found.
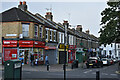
[76,51,84,53]
[45,46,56,50]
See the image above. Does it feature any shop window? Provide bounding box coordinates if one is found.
[22,24,29,37]
[39,25,42,38]
[34,25,38,37]
[53,30,56,42]
[50,30,52,41]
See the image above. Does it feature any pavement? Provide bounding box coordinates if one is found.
[22,63,82,72]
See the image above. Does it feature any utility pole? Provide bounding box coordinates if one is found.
[63,21,68,80]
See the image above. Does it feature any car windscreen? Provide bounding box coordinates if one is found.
[102,59,107,61]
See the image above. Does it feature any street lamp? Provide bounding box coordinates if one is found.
[63,21,68,80]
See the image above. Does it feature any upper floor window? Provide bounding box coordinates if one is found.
[59,32,61,43]
[118,45,120,48]
[39,25,42,38]
[53,30,56,42]
[34,25,38,37]
[50,29,52,41]
[111,44,112,47]
[61,33,64,43]
[22,24,29,37]
[46,28,49,40]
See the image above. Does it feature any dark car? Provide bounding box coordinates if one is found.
[86,57,103,68]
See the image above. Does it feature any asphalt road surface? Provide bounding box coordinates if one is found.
[22,63,120,80]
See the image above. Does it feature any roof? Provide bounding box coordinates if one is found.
[0,7,43,24]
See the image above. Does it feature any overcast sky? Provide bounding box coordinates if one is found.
[0,0,108,37]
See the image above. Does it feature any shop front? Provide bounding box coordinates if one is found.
[19,40,45,65]
[58,44,69,64]
[2,40,18,64]
[2,40,45,65]
[33,41,45,65]
[68,45,76,63]
[45,43,57,64]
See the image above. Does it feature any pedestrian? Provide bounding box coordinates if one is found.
[45,54,49,65]
[30,53,34,66]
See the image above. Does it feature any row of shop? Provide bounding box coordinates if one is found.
[2,39,99,65]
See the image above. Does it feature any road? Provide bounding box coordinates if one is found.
[22,63,120,80]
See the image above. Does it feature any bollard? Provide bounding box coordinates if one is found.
[71,64,73,69]
[63,64,65,70]
[96,71,100,80]
[47,64,49,71]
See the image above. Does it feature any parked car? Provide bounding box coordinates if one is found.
[108,58,114,65]
[113,58,118,63]
[86,57,103,68]
[102,58,110,66]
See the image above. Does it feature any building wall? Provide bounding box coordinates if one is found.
[2,22,21,38]
[0,23,2,54]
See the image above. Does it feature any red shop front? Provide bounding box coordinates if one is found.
[68,45,76,63]
[19,40,45,65]
[2,40,45,65]
[2,40,18,63]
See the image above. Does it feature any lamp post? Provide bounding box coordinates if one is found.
[63,21,68,80]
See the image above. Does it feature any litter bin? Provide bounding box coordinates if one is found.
[76,60,78,68]
[72,60,78,68]
[4,59,22,80]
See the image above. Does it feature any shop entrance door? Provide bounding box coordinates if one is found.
[19,49,31,65]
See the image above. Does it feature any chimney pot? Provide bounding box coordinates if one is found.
[64,20,68,23]
[19,1,22,5]
[23,1,26,5]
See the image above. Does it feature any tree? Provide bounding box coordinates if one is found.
[99,1,120,45]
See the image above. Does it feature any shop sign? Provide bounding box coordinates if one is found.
[3,40,17,47]
[19,40,34,47]
[6,34,17,37]
[69,45,74,49]
[59,44,69,49]
[4,49,17,61]
[3,40,17,45]
[76,48,83,52]
[19,40,33,45]
[34,41,45,48]
[69,45,76,49]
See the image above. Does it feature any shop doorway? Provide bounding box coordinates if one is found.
[19,49,31,65]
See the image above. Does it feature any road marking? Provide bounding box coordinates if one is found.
[84,70,92,73]
[92,72,96,74]
[103,67,107,69]
[110,74,117,76]
[102,73,108,75]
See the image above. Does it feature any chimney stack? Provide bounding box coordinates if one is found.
[18,1,27,11]
[63,20,69,29]
[86,30,90,34]
[45,12,53,21]
[76,25,82,32]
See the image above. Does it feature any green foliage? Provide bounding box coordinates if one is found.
[99,1,120,45]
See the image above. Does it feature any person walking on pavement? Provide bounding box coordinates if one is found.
[45,54,49,65]
[30,53,34,66]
